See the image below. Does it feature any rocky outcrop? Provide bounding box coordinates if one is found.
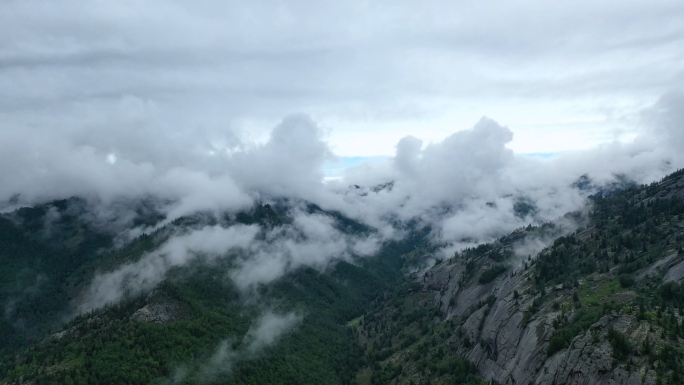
[650,176,684,201]
[537,314,657,385]
[425,258,550,385]
[407,174,684,385]
[663,254,684,283]
[130,290,184,324]
[131,302,179,324]
[421,254,665,385]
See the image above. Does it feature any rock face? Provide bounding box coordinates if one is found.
[663,254,684,283]
[130,290,183,324]
[130,302,179,324]
[424,258,544,384]
[421,252,662,385]
[410,175,684,385]
[537,314,657,385]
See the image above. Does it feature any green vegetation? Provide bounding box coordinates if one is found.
[536,170,684,377]
[3,169,684,384]
[354,281,485,385]
[478,265,506,284]
[606,327,632,361]
[618,274,635,288]
[547,307,603,356]
[0,199,119,355]
[533,184,684,290]
[0,206,426,385]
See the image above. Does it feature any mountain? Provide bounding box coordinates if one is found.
[1,169,684,384]
[354,169,684,385]
[0,200,430,385]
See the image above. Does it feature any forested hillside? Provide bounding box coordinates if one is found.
[354,168,684,385]
[0,198,118,354]
[0,202,435,385]
[2,168,684,385]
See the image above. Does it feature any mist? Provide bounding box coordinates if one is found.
[54,90,684,317]
[173,310,301,384]
[76,208,382,313]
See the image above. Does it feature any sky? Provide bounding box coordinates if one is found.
[2,0,683,233]
[2,0,683,160]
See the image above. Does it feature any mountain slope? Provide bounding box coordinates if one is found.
[0,198,124,354]
[3,169,684,384]
[0,204,434,385]
[355,169,684,385]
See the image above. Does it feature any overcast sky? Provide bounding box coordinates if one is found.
[4,1,684,319]
[2,0,684,239]
[2,0,683,159]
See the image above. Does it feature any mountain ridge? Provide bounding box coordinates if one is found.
[353,169,684,385]
[1,169,684,384]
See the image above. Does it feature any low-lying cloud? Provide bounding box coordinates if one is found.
[77,209,381,314]
[332,93,683,252]
[176,310,301,384]
[0,113,330,226]
[70,92,684,315]
[4,86,684,314]
[76,224,260,313]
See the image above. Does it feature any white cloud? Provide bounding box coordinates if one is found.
[228,114,333,201]
[323,95,684,255]
[77,224,260,313]
[76,209,383,313]
[1,0,682,157]
[0,112,331,231]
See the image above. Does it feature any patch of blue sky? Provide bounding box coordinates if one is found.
[323,156,389,180]
[519,152,561,160]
